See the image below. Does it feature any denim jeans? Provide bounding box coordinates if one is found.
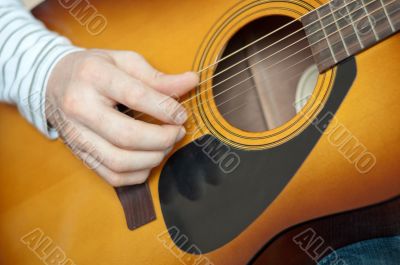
[318,236,400,265]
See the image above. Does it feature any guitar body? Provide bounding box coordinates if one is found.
[0,0,399,264]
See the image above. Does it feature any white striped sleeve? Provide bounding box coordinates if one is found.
[0,0,82,139]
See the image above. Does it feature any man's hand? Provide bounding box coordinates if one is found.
[45,49,198,187]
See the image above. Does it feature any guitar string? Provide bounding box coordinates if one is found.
[194,0,359,75]
[124,0,390,120]
[182,57,311,126]
[187,3,395,131]
[191,1,396,127]
[175,0,391,107]
[127,0,396,125]
[174,0,382,108]
[194,0,373,87]
[204,3,398,124]
[123,0,395,123]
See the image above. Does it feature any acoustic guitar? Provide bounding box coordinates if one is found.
[0,0,399,264]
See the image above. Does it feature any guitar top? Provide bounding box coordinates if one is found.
[0,0,399,264]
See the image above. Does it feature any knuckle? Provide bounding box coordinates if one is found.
[106,154,125,173]
[160,131,176,149]
[124,81,145,107]
[145,153,163,169]
[152,69,164,81]
[132,81,146,99]
[134,173,149,185]
[150,152,165,168]
[62,93,81,116]
[108,174,123,187]
[113,125,140,149]
[125,51,143,62]
[112,135,127,149]
[113,125,136,149]
[93,111,106,127]
[76,56,102,82]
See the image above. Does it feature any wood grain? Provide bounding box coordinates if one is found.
[116,183,156,230]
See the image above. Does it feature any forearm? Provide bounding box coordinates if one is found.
[0,0,81,138]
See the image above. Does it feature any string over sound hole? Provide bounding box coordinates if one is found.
[213,15,318,132]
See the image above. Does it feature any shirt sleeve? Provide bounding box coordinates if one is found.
[0,0,83,139]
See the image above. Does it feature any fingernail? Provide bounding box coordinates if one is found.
[175,109,188,124]
[176,127,186,142]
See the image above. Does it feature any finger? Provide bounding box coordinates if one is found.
[73,103,186,151]
[103,64,188,124]
[81,151,152,187]
[98,166,151,187]
[73,124,170,173]
[104,50,199,96]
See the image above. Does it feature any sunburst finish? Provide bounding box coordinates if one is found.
[0,0,399,264]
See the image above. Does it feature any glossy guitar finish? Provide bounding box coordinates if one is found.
[0,0,399,264]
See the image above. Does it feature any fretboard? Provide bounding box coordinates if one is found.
[302,0,400,72]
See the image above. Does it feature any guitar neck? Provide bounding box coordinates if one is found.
[302,0,400,72]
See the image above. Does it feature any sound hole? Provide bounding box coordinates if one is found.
[213,15,318,132]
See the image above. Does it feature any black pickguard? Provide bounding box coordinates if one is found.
[158,58,357,253]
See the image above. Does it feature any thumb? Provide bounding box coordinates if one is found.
[105,50,199,97]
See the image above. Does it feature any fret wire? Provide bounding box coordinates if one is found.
[316,8,338,63]
[361,0,380,40]
[124,0,399,119]
[331,1,360,54]
[379,0,396,31]
[229,2,400,119]
[344,0,365,48]
[200,0,392,97]
[330,3,351,56]
[366,0,394,39]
